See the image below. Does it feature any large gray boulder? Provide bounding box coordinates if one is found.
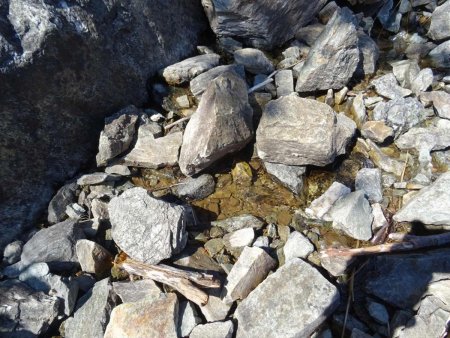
[256,95,356,166]
[108,187,188,264]
[201,0,327,50]
[235,258,340,337]
[179,72,253,176]
[428,0,450,41]
[0,0,207,253]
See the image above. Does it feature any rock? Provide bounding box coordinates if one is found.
[2,240,23,265]
[74,274,96,293]
[264,162,306,194]
[335,87,349,105]
[205,239,225,257]
[427,40,450,68]
[113,279,161,304]
[351,93,367,128]
[371,203,389,231]
[295,8,360,92]
[275,70,294,97]
[282,46,301,59]
[91,198,109,223]
[104,293,178,338]
[176,95,190,109]
[367,301,389,324]
[190,321,234,338]
[21,219,85,271]
[411,68,433,95]
[427,91,450,119]
[328,191,373,241]
[357,31,379,76]
[223,228,255,249]
[65,278,119,338]
[65,203,86,220]
[373,97,426,137]
[305,182,351,220]
[96,106,140,166]
[320,253,356,277]
[105,165,131,176]
[355,168,383,203]
[371,73,412,100]
[202,0,326,50]
[211,215,265,232]
[283,231,315,261]
[190,64,246,98]
[162,54,220,85]
[234,48,274,75]
[122,131,183,169]
[256,95,356,166]
[295,23,326,47]
[393,171,450,225]
[332,313,370,336]
[179,72,253,176]
[223,246,276,304]
[235,258,340,337]
[0,0,208,248]
[325,89,335,107]
[277,57,299,71]
[48,182,78,224]
[428,0,450,41]
[319,1,339,24]
[351,328,373,338]
[173,174,216,200]
[390,59,420,88]
[109,187,188,264]
[395,126,450,152]
[0,279,59,336]
[361,120,394,143]
[77,173,116,186]
[200,287,232,322]
[76,240,113,276]
[178,301,202,337]
[366,139,404,176]
[253,236,270,249]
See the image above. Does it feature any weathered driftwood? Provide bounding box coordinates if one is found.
[247,70,278,94]
[164,116,192,131]
[118,258,220,306]
[321,232,450,258]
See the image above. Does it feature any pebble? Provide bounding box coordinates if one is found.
[283,231,314,261]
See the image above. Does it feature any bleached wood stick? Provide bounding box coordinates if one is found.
[164,115,192,131]
[248,70,278,94]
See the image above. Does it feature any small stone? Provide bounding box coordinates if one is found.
[162,54,220,85]
[277,57,299,70]
[65,203,86,220]
[411,68,433,95]
[427,41,450,68]
[176,95,190,108]
[355,168,383,203]
[361,120,394,143]
[428,91,450,119]
[275,70,294,97]
[211,214,265,232]
[357,31,379,76]
[205,238,225,257]
[282,46,301,59]
[305,182,351,220]
[76,240,112,276]
[390,59,420,88]
[113,279,161,303]
[371,203,389,231]
[328,191,373,241]
[371,73,412,100]
[2,240,23,265]
[77,172,116,186]
[199,286,232,322]
[366,139,405,176]
[231,162,253,186]
[223,246,276,304]
[173,174,215,200]
[234,48,274,75]
[364,96,384,108]
[283,231,314,261]
[264,162,306,194]
[105,165,131,176]
[325,89,334,107]
[335,87,349,105]
[253,236,270,249]
[223,228,255,249]
[351,93,367,128]
[190,321,234,338]
[367,300,390,324]
[48,182,78,224]
[178,301,201,337]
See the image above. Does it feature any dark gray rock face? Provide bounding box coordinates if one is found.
[428,0,450,41]
[0,0,208,252]
[179,72,253,176]
[47,182,78,225]
[201,0,326,50]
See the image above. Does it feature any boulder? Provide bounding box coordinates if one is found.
[234,48,274,75]
[190,321,234,338]
[264,162,306,194]
[295,8,360,92]
[428,0,450,41]
[235,258,340,337]
[162,54,221,85]
[108,187,188,264]
[0,0,207,251]
[179,72,253,176]
[201,0,327,50]
[256,95,356,166]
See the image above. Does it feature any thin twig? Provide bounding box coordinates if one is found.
[164,116,192,131]
[247,70,278,94]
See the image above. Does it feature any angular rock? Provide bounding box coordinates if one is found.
[176,95,190,109]
[96,106,140,166]
[162,54,220,85]
[390,59,420,88]
[320,253,356,277]
[223,246,276,304]
[0,279,59,336]
[305,182,351,220]
[361,120,394,143]
[190,321,234,338]
[283,231,315,261]
[393,171,450,225]
[21,219,85,271]
[355,168,383,203]
[234,48,274,75]
[427,41,450,68]
[427,91,450,119]
[179,72,253,176]
[256,95,356,166]
[411,68,433,95]
[178,300,202,337]
[351,93,367,128]
[190,64,245,98]
[264,162,306,194]
[65,203,86,220]
[367,301,389,324]
[253,236,270,249]
[2,240,23,265]
[48,182,78,224]
[357,31,379,76]
[275,70,294,97]
[65,278,119,338]
[211,215,265,232]
[122,130,183,169]
[335,86,349,105]
[223,228,255,249]
[105,165,131,176]
[295,23,326,47]
[395,126,450,152]
[371,203,389,230]
[109,187,188,264]
[200,287,232,322]
[202,0,326,50]
[428,0,450,41]
[371,73,412,100]
[235,258,340,338]
[295,8,360,92]
[104,293,178,338]
[113,279,161,303]
[366,139,404,176]
[173,174,216,200]
[328,191,373,240]
[77,172,116,186]
[76,240,113,276]
[319,1,339,24]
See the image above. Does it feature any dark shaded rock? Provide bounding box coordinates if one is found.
[179,72,253,176]
[47,182,78,224]
[173,174,216,200]
[427,41,450,68]
[2,240,23,265]
[201,0,327,50]
[234,48,274,75]
[357,31,379,76]
[0,0,208,253]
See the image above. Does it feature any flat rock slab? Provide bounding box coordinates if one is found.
[306,182,351,220]
[21,219,85,271]
[355,168,383,203]
[163,54,220,85]
[173,174,216,200]
[190,321,234,338]
[256,95,356,166]
[264,162,306,194]
[371,73,412,100]
[283,231,314,261]
[234,48,274,75]
[393,171,450,225]
[235,258,340,338]
[295,8,360,92]
[361,120,394,143]
[113,279,162,303]
[104,293,179,338]
[211,214,265,232]
[179,72,253,176]
[109,187,188,264]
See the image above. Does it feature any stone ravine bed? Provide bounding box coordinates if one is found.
[1,0,450,337]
